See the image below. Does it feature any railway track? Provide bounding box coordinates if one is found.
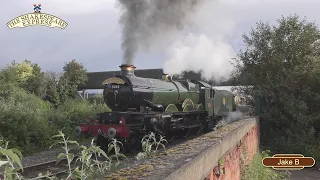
[21,156,79,179]
[18,135,197,179]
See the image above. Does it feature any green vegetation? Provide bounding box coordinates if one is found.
[0,132,125,180]
[136,132,167,160]
[241,150,291,180]
[0,59,109,154]
[0,131,168,180]
[232,15,320,159]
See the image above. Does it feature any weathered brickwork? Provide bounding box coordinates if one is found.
[207,124,259,180]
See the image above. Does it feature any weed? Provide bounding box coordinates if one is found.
[108,138,127,166]
[0,139,23,180]
[136,132,167,160]
[50,130,79,175]
[0,131,167,180]
[241,150,291,180]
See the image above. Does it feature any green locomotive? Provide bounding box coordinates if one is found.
[77,64,238,151]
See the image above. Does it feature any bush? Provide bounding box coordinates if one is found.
[87,94,105,104]
[50,99,110,137]
[0,83,110,154]
[0,60,111,154]
[0,85,54,154]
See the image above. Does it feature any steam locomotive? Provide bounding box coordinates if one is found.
[76,64,242,152]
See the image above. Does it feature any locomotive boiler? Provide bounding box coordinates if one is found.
[76,64,238,152]
[103,64,201,112]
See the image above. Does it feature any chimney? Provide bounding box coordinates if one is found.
[119,64,136,76]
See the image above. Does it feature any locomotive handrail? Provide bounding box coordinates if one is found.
[132,85,176,91]
[131,85,199,93]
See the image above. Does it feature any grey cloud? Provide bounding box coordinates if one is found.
[0,1,121,71]
[1,0,320,75]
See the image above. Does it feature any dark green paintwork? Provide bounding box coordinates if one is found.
[205,88,214,116]
[147,78,180,105]
[175,81,200,104]
[195,104,204,111]
[165,104,179,112]
[192,80,214,116]
[183,104,193,112]
[182,98,194,109]
[149,78,200,108]
[213,90,234,116]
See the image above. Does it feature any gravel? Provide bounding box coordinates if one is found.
[21,147,65,167]
[21,140,92,168]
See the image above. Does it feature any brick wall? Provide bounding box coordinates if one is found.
[207,123,259,180]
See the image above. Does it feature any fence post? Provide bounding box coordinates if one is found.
[254,95,261,116]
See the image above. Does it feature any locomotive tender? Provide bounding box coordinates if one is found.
[76,64,238,151]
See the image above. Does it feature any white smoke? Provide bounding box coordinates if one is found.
[116,0,314,82]
[162,0,305,81]
[163,0,240,81]
[225,110,245,123]
[216,110,245,128]
[163,33,236,81]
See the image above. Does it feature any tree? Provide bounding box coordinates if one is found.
[58,59,88,102]
[0,60,34,86]
[233,15,320,156]
[62,59,88,87]
[0,60,48,98]
[43,72,60,105]
[24,63,48,98]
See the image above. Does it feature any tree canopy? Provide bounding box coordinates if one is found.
[233,15,320,156]
[0,59,88,105]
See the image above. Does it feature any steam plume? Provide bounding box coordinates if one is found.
[117,0,203,65]
[216,110,246,128]
[163,0,240,81]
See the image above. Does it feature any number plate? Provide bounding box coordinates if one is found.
[111,85,120,89]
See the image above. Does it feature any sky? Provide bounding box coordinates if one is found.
[1,0,320,80]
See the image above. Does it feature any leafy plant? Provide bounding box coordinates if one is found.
[108,138,127,166]
[73,139,112,179]
[0,139,23,180]
[48,131,116,180]
[50,130,79,175]
[136,132,167,160]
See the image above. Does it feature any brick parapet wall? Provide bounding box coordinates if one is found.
[102,117,259,180]
[207,123,260,180]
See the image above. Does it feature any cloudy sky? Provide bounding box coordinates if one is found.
[1,0,319,80]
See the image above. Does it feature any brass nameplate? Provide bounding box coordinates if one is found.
[102,77,125,85]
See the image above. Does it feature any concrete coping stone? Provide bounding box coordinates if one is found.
[105,117,259,180]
